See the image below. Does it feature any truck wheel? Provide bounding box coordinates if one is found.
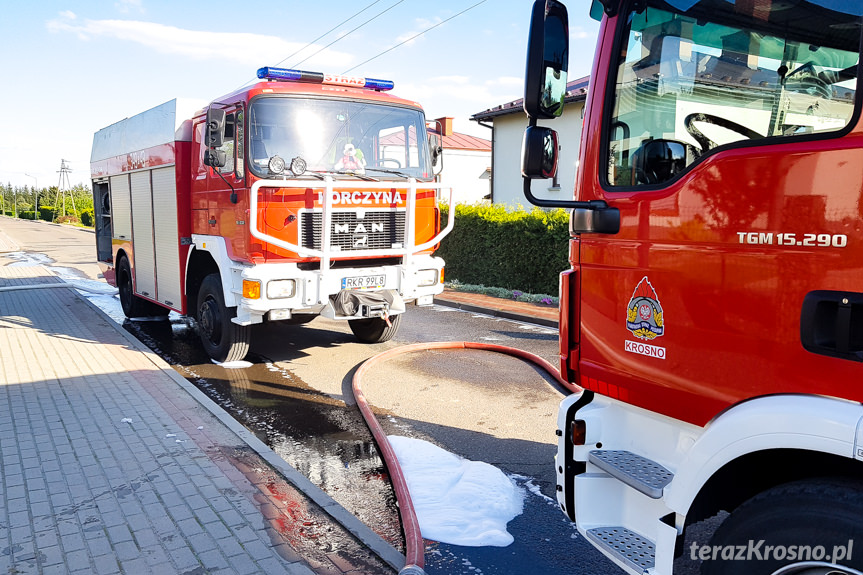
[348,313,401,343]
[117,255,165,318]
[700,478,863,575]
[197,273,250,362]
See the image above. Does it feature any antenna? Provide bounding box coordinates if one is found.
[53,159,78,222]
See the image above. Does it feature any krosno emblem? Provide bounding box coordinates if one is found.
[626,277,664,340]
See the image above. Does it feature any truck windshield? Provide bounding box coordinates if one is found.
[605,0,861,187]
[248,97,432,180]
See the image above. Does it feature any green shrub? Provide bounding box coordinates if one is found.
[56,214,80,225]
[80,209,95,227]
[39,206,54,221]
[436,204,570,295]
[19,211,36,220]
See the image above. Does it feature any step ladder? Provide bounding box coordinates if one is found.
[584,450,676,573]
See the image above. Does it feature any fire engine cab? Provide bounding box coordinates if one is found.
[91,67,452,362]
[522,1,863,574]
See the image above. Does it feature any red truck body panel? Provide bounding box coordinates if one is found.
[566,12,863,426]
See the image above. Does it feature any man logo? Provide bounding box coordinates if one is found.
[334,223,384,234]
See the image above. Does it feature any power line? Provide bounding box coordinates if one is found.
[273,0,388,68]
[342,0,488,75]
[291,0,408,69]
[232,0,392,91]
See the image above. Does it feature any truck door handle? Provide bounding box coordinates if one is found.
[800,291,863,362]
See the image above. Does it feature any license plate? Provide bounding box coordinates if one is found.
[342,275,386,290]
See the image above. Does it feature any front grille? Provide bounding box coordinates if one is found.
[301,211,406,251]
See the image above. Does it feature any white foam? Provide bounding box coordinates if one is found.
[388,435,524,547]
[211,359,253,369]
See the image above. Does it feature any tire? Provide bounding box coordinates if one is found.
[117,255,166,318]
[196,273,251,362]
[700,478,863,575]
[348,313,402,343]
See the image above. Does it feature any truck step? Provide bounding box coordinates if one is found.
[586,526,655,574]
[588,450,673,499]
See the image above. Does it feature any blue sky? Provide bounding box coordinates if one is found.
[0,0,599,188]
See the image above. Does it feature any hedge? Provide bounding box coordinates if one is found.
[80,209,95,227]
[39,206,54,221]
[436,204,570,295]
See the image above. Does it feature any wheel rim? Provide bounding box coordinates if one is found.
[771,562,863,575]
[199,297,222,346]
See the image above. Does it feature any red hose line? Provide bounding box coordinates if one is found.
[351,341,582,574]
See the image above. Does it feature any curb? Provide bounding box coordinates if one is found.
[0,215,95,234]
[74,290,406,572]
[433,296,559,329]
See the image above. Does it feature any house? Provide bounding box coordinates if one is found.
[428,117,492,205]
[470,77,589,208]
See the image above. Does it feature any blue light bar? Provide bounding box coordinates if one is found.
[361,77,396,91]
[256,67,323,83]
[256,67,394,91]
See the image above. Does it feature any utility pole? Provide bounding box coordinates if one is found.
[54,159,78,221]
[25,173,37,218]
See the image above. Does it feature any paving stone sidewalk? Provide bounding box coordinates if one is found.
[0,263,395,575]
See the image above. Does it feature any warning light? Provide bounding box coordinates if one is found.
[256,67,394,91]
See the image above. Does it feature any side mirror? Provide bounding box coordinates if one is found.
[631,139,691,185]
[429,133,443,168]
[206,107,226,148]
[524,0,570,119]
[204,149,227,168]
[521,126,559,179]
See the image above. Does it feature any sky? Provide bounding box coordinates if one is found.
[0,0,599,190]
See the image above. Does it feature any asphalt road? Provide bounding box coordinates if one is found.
[0,216,623,575]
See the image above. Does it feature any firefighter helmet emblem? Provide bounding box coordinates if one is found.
[626,277,664,340]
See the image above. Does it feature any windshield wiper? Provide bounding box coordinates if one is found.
[364,167,413,179]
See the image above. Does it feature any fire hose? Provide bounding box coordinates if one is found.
[351,341,581,575]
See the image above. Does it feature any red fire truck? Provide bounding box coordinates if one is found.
[91,68,452,362]
[522,1,863,573]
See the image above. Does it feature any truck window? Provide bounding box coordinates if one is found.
[605,0,861,188]
[248,97,432,180]
[218,112,235,174]
[235,109,244,178]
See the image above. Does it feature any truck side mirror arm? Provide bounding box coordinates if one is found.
[520,121,620,233]
[522,176,620,235]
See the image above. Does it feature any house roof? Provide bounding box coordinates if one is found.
[426,128,491,152]
[380,126,491,152]
[470,75,590,122]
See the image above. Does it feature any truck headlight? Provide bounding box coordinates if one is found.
[267,279,296,299]
[417,269,439,287]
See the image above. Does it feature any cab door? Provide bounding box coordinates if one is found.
[575,0,863,426]
[205,106,248,259]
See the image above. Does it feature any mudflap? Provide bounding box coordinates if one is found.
[322,289,406,320]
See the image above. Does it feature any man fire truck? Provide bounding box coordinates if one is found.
[522,1,863,574]
[91,67,451,362]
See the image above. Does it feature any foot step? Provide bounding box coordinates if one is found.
[588,450,673,498]
[586,526,655,573]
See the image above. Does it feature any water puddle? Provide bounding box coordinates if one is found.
[124,318,403,548]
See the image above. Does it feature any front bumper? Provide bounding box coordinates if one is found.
[233,254,444,325]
